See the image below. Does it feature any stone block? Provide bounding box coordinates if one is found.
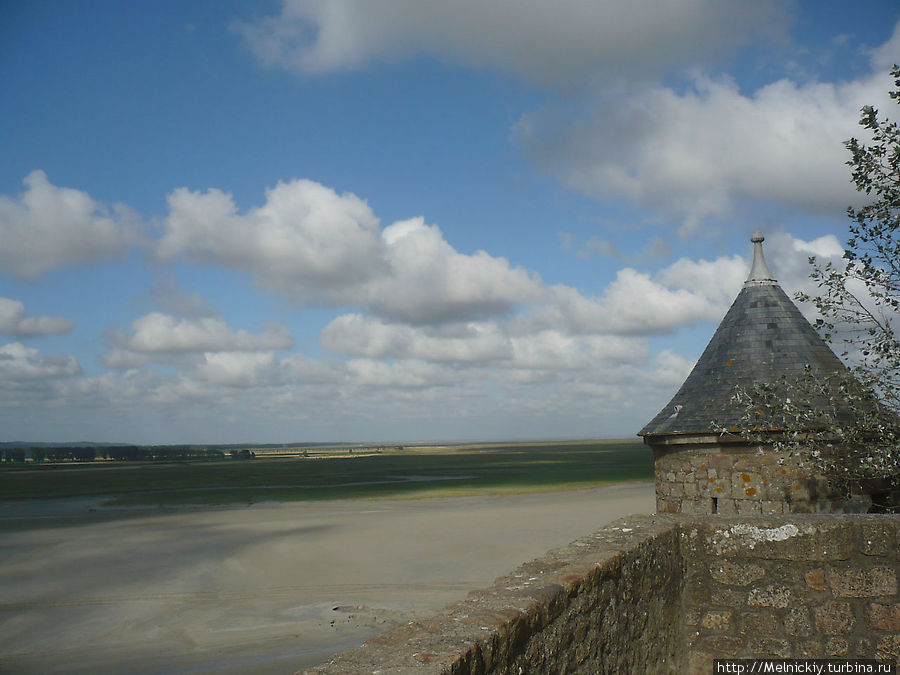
[784,607,813,637]
[814,601,855,635]
[867,603,900,631]
[760,500,785,515]
[795,641,824,658]
[747,585,792,608]
[855,638,872,657]
[717,499,737,515]
[731,471,762,496]
[701,521,854,560]
[681,498,711,515]
[711,587,745,607]
[701,611,732,631]
[877,635,900,663]
[709,561,765,587]
[736,499,763,515]
[805,568,828,591]
[825,637,849,656]
[658,498,680,514]
[861,522,892,556]
[709,454,733,470]
[748,637,792,658]
[700,635,743,657]
[740,612,777,635]
[689,456,707,469]
[827,567,898,597]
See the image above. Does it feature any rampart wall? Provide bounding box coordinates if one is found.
[300,514,900,674]
[683,516,900,671]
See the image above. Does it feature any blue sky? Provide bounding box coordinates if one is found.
[1,0,899,444]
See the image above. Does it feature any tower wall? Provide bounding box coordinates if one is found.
[649,437,871,515]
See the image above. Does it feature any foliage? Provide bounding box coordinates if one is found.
[728,67,900,510]
[729,368,897,490]
[799,64,900,417]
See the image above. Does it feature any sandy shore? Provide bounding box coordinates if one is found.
[0,483,653,674]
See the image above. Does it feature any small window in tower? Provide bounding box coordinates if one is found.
[711,497,718,513]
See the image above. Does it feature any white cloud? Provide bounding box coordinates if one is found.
[345,358,456,389]
[321,314,511,363]
[158,179,385,293]
[518,19,900,233]
[519,73,891,233]
[508,330,646,371]
[0,298,73,338]
[194,352,283,388]
[0,229,853,441]
[159,180,542,324]
[0,171,137,280]
[0,342,81,382]
[656,255,748,308]
[235,0,786,89]
[106,312,294,368]
[537,266,732,337]
[319,314,649,376]
[359,218,542,323]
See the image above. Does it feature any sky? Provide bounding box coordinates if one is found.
[1,0,899,444]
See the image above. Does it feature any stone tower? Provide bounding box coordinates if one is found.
[639,233,865,515]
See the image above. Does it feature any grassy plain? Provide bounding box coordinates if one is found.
[0,439,651,506]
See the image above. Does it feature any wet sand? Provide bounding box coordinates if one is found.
[0,483,654,674]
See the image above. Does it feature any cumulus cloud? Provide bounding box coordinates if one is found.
[106,312,294,368]
[194,352,283,388]
[235,0,786,89]
[158,179,385,293]
[322,235,838,366]
[526,233,848,339]
[158,180,542,324]
[518,23,900,233]
[0,222,851,441]
[0,298,73,338]
[358,218,542,323]
[345,358,457,389]
[656,255,749,308]
[321,314,511,362]
[0,342,81,382]
[0,171,137,280]
[508,330,647,371]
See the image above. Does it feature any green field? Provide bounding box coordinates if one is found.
[0,439,652,506]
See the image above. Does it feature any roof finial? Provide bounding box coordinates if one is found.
[746,231,776,285]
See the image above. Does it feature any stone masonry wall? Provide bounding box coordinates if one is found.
[298,514,900,675]
[654,444,860,515]
[682,515,900,673]
[299,515,683,675]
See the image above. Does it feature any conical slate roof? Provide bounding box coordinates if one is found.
[640,233,849,437]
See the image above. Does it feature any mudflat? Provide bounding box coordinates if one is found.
[0,483,653,674]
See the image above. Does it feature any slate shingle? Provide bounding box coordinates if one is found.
[639,269,849,437]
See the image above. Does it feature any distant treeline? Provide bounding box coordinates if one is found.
[0,445,234,463]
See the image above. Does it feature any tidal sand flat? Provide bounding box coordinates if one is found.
[0,483,653,674]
